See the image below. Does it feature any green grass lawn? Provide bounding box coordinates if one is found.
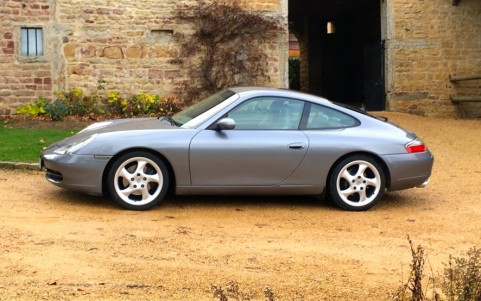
[0,123,78,163]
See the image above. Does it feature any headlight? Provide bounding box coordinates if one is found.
[54,134,98,155]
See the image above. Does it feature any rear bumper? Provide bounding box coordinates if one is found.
[417,178,430,188]
[381,151,434,191]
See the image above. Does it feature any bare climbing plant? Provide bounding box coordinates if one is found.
[173,0,285,100]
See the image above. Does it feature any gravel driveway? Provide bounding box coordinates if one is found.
[0,112,480,300]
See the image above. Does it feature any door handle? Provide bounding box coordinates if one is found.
[288,143,306,150]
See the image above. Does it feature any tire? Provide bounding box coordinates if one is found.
[107,151,169,210]
[328,155,386,211]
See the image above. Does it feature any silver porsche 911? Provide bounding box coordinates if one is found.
[40,87,433,211]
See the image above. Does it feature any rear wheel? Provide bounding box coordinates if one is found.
[329,155,385,211]
[107,151,169,210]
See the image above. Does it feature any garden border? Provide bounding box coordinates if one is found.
[0,161,39,170]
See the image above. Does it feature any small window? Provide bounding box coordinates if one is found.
[327,21,335,34]
[305,103,359,129]
[21,27,43,56]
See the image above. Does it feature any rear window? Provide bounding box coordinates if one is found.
[305,103,359,129]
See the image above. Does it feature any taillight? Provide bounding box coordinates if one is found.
[405,140,427,153]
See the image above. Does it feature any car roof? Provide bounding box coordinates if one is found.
[228,86,331,104]
[227,87,391,127]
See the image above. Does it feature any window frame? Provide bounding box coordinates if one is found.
[299,102,361,130]
[20,27,45,58]
[224,96,306,131]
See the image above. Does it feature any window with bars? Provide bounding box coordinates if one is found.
[21,27,44,56]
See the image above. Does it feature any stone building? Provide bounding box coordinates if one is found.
[289,0,481,117]
[1,0,480,117]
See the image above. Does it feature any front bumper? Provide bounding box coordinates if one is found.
[381,150,434,191]
[40,149,111,195]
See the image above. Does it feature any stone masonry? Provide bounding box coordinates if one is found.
[0,0,480,117]
[0,0,287,115]
[384,0,481,117]
[0,0,53,115]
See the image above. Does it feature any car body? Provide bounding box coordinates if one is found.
[40,87,433,211]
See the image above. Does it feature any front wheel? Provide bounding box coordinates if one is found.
[107,151,169,210]
[328,155,386,211]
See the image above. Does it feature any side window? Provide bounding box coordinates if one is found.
[228,97,304,130]
[21,27,44,57]
[306,103,359,129]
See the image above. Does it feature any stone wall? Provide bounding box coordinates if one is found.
[386,0,481,117]
[0,0,287,115]
[0,0,53,115]
[2,0,479,117]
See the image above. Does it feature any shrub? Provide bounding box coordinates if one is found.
[55,88,86,116]
[44,99,69,121]
[443,247,481,301]
[390,237,431,301]
[123,93,157,117]
[390,239,481,301]
[210,281,276,301]
[16,88,182,120]
[157,96,181,116]
[15,98,47,117]
[107,92,181,117]
[107,91,123,115]
[55,88,105,116]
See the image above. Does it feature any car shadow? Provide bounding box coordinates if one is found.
[48,189,337,211]
[374,191,431,211]
[47,189,422,212]
[162,194,330,209]
[46,189,117,210]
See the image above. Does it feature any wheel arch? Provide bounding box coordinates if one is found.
[101,147,176,197]
[326,151,391,190]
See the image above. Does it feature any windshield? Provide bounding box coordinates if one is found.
[171,89,236,127]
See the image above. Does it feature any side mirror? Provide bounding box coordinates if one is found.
[216,118,235,130]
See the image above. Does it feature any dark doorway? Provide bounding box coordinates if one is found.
[364,40,386,110]
[289,0,385,110]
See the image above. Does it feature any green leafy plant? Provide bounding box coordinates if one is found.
[15,98,48,117]
[107,91,123,115]
[16,88,181,120]
[107,92,181,117]
[54,87,106,116]
[124,93,157,117]
[44,99,69,121]
[55,88,87,116]
[104,79,180,117]
[157,96,181,115]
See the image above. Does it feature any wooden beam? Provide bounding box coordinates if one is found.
[450,95,481,102]
[449,74,481,82]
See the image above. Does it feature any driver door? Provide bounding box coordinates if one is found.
[189,97,308,186]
